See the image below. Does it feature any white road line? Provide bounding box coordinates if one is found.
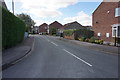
[51,42,58,46]
[63,49,92,67]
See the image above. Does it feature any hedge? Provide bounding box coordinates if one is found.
[63,29,75,36]
[74,29,94,40]
[2,7,26,49]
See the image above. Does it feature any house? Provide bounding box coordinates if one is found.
[64,21,85,30]
[83,26,92,30]
[49,21,63,35]
[92,0,120,45]
[32,26,39,34]
[0,0,8,9]
[49,21,63,29]
[39,23,48,34]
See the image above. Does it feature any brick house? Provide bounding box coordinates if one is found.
[49,21,63,35]
[49,21,63,29]
[92,1,120,44]
[39,23,48,34]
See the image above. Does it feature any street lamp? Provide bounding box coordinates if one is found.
[12,0,14,14]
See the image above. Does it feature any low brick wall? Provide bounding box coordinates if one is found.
[64,34,75,40]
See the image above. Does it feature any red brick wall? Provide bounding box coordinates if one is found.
[93,2,120,42]
[64,34,75,40]
[39,23,48,33]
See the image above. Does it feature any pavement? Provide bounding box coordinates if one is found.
[3,35,118,78]
[2,35,34,70]
[53,36,119,54]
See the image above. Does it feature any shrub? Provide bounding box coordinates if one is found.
[49,27,57,35]
[95,40,104,44]
[78,37,86,41]
[89,37,97,43]
[74,29,94,40]
[2,7,26,49]
[63,29,75,36]
[85,38,89,42]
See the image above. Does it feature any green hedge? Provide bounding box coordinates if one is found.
[2,7,26,49]
[74,29,94,40]
[63,29,75,36]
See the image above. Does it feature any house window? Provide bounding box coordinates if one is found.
[112,27,117,37]
[115,7,120,17]
[97,33,101,37]
[106,33,110,37]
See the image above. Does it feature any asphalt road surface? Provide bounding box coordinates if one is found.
[3,35,118,78]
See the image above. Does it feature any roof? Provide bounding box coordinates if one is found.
[64,21,84,30]
[49,21,63,29]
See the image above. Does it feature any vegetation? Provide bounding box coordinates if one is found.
[63,29,75,36]
[17,13,35,32]
[74,29,94,40]
[2,7,26,49]
[49,27,58,35]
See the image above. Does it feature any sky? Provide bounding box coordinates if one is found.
[4,0,102,26]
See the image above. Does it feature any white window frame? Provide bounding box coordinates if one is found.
[112,24,120,38]
[115,7,120,17]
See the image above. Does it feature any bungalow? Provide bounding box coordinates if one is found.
[92,0,120,45]
[39,23,48,34]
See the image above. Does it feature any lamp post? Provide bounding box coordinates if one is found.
[12,0,14,14]
[114,29,117,46]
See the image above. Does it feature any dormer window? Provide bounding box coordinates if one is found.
[115,7,120,17]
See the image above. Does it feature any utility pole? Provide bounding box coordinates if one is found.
[12,0,14,14]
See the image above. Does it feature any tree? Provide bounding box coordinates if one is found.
[17,13,36,32]
[49,27,57,35]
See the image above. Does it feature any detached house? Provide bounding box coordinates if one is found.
[39,23,48,34]
[93,0,120,45]
[49,21,63,35]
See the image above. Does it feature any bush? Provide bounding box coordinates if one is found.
[63,29,75,36]
[49,27,57,35]
[78,37,86,41]
[95,40,104,44]
[2,7,26,49]
[74,29,94,40]
[89,37,97,43]
[85,38,90,42]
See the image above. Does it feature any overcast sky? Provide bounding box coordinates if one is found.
[5,0,102,26]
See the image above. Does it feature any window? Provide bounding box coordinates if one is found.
[115,7,120,17]
[106,33,110,37]
[97,33,101,37]
[112,24,120,38]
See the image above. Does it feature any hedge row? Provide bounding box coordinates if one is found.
[63,29,75,36]
[2,7,26,49]
[74,29,94,40]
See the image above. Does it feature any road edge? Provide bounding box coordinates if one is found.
[2,36,35,70]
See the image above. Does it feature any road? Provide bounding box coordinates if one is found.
[3,35,118,78]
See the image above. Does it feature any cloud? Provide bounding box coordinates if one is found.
[14,0,79,18]
[63,11,92,26]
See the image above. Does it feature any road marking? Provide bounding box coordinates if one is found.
[51,42,58,46]
[63,49,92,67]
